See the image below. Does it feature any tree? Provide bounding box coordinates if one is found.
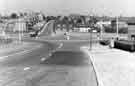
[19,12,24,17]
[10,13,18,19]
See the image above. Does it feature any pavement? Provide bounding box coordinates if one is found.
[82,44,135,86]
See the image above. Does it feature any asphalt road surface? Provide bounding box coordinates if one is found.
[0,39,98,86]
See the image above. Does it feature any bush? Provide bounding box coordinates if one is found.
[119,27,128,34]
[104,26,116,33]
[104,26,128,34]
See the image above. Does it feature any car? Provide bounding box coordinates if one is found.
[29,31,39,37]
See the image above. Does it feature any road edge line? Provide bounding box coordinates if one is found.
[80,46,104,86]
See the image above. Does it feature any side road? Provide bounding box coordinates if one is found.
[0,41,42,59]
[81,44,135,86]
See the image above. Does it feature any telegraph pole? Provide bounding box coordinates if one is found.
[89,28,92,50]
[18,19,22,42]
[116,16,119,38]
[19,22,21,42]
[100,20,103,40]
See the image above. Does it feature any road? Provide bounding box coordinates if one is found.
[0,40,98,86]
[0,30,98,86]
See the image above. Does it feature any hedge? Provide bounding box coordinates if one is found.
[114,40,135,52]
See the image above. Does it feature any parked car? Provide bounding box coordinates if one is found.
[99,39,110,45]
[29,31,39,37]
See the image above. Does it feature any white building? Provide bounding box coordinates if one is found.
[96,21,111,26]
[74,27,91,32]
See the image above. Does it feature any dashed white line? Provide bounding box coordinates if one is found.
[58,43,63,48]
[41,58,46,61]
[40,43,63,62]
[48,53,52,56]
[24,67,31,70]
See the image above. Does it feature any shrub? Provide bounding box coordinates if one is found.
[104,26,116,33]
[104,26,128,34]
[119,27,128,33]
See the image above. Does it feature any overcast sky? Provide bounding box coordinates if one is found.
[0,0,134,16]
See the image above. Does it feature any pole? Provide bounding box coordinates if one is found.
[100,21,103,40]
[22,21,24,38]
[116,16,119,38]
[19,21,21,42]
[89,28,92,50]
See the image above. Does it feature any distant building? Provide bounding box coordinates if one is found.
[73,24,91,32]
[97,21,111,27]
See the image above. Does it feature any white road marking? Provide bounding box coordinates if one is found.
[41,53,52,62]
[24,67,31,70]
[41,58,46,61]
[40,43,63,62]
[52,50,56,53]
[49,53,52,56]
[58,43,63,48]
[80,46,104,86]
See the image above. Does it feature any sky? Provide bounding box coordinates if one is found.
[0,0,134,16]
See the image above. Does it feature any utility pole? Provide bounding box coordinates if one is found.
[21,21,24,38]
[18,20,21,42]
[116,16,119,38]
[100,21,103,40]
[89,28,92,50]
